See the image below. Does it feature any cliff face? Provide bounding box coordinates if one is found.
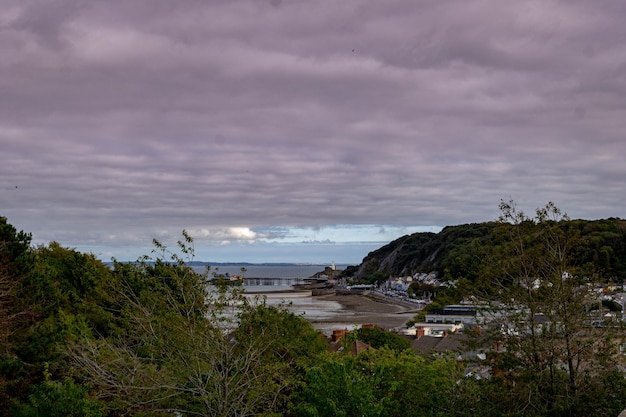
[347,218,626,281]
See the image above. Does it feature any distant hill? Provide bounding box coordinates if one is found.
[107,261,331,267]
[187,261,328,267]
[344,218,626,282]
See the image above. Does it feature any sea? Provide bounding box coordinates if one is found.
[192,263,348,280]
[192,263,350,293]
[192,263,359,334]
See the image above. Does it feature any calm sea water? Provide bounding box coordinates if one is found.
[195,264,356,334]
[193,263,350,292]
[193,264,348,279]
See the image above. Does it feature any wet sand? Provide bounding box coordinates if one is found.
[310,292,419,330]
[245,289,421,331]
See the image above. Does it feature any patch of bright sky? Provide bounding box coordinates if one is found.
[259,224,443,244]
[78,225,444,264]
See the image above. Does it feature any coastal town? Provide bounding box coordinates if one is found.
[296,265,626,378]
[3,214,626,416]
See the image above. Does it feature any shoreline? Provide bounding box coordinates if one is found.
[244,288,419,330]
[311,292,418,330]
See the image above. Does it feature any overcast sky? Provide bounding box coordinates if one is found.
[2,0,625,264]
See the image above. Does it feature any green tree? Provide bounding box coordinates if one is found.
[13,364,103,417]
[293,348,460,417]
[476,201,625,416]
[0,217,34,414]
[14,243,115,365]
[71,231,325,416]
[292,354,385,417]
[354,326,411,351]
[362,348,460,417]
[2,241,116,417]
[233,302,328,412]
[0,216,32,351]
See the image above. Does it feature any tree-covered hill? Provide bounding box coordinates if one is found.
[2,211,625,417]
[346,217,626,282]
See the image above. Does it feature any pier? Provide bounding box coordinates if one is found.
[241,277,306,287]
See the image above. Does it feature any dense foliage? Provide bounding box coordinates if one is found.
[1,211,625,416]
[353,326,411,351]
[293,349,459,417]
[350,217,626,282]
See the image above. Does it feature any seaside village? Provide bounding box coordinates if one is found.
[322,270,626,379]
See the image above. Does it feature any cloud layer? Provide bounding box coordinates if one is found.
[2,0,625,262]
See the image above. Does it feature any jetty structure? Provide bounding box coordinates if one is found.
[293,262,340,293]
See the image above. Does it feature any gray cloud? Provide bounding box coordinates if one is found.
[2,0,625,261]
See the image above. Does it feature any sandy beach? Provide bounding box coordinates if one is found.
[246,288,421,332]
[309,292,419,330]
